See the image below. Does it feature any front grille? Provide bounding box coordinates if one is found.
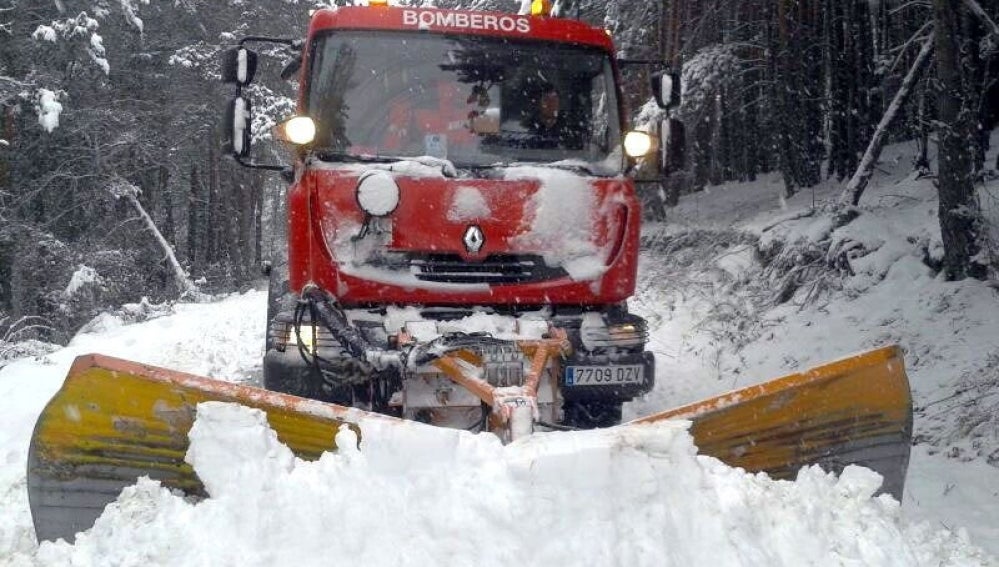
[409,253,569,285]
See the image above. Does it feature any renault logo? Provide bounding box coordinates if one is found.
[463,225,484,253]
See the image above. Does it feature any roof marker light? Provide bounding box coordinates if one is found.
[530,0,551,16]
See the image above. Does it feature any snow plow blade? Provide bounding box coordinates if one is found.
[28,347,912,543]
[631,345,912,499]
[27,354,387,543]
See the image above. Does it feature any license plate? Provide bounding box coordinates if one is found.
[564,365,644,386]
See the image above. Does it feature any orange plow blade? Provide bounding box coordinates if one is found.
[630,345,913,499]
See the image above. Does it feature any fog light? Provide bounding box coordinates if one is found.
[580,314,648,350]
[287,323,317,355]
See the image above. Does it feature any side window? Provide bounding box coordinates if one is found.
[309,41,356,149]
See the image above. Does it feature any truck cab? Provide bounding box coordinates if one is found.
[224,4,676,433]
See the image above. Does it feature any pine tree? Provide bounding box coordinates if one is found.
[934,0,987,280]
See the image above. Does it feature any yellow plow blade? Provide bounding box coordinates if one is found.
[630,345,913,499]
[28,347,912,543]
[27,354,390,543]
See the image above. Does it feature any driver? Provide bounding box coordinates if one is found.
[532,82,563,140]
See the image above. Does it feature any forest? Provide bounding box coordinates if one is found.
[1,0,998,345]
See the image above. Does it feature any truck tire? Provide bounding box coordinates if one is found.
[262,261,310,397]
[264,260,291,353]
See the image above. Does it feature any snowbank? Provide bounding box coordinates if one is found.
[17,404,991,566]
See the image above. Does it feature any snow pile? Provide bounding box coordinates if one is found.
[20,403,990,566]
[76,297,175,334]
[0,292,266,562]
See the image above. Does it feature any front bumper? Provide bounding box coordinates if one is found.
[264,303,656,405]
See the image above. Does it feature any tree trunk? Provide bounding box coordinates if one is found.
[839,32,935,207]
[934,0,987,280]
[124,192,199,297]
[915,78,932,173]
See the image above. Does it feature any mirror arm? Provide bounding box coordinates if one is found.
[237,36,302,49]
[234,155,291,173]
[617,58,668,66]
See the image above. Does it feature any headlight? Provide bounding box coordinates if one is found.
[356,170,400,217]
[280,116,316,145]
[623,130,654,158]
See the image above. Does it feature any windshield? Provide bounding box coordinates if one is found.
[306,31,623,174]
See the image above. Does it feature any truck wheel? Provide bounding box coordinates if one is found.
[264,261,291,353]
[562,400,623,429]
[263,261,304,395]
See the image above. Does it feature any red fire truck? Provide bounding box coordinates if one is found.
[223,2,679,437]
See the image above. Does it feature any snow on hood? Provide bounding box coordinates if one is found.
[322,164,617,287]
[27,403,991,566]
[504,166,607,281]
[447,186,491,222]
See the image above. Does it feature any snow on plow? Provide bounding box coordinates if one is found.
[27,346,911,543]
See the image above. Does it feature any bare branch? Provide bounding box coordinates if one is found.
[963,0,999,40]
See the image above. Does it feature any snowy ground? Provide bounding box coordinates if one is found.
[624,138,999,556]
[1,140,999,564]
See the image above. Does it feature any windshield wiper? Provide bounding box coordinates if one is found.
[544,162,598,175]
[459,161,604,176]
[312,149,402,163]
[311,149,456,177]
[502,160,601,176]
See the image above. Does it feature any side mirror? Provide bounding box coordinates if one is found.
[221,47,258,86]
[224,96,252,158]
[652,70,682,111]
